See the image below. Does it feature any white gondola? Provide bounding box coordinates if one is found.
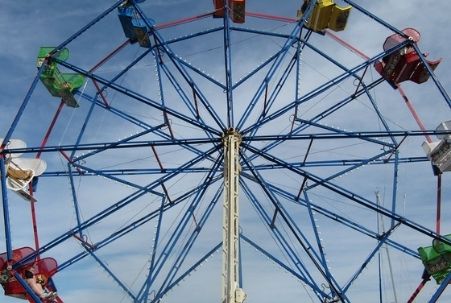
[0,138,47,202]
[422,121,451,174]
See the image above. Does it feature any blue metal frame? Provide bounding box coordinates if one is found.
[12,145,221,268]
[57,174,223,272]
[240,179,327,301]
[151,185,223,301]
[242,39,412,135]
[242,142,451,246]
[241,154,349,302]
[412,43,451,108]
[137,154,223,302]
[245,174,419,258]
[429,272,451,302]
[2,1,450,301]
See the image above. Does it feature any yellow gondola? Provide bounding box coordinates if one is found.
[297,0,351,32]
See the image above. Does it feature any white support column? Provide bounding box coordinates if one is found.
[222,129,246,303]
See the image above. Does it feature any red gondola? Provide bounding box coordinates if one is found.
[0,248,59,302]
[213,0,245,23]
[374,28,441,87]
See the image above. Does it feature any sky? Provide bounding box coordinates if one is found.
[0,1,450,303]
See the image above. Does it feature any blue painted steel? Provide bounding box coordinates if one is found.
[242,165,332,272]
[294,118,395,147]
[139,197,166,302]
[150,243,222,303]
[97,47,152,95]
[72,124,166,162]
[41,156,429,178]
[58,175,223,273]
[223,5,234,128]
[160,26,224,47]
[242,78,387,167]
[303,192,331,277]
[68,164,83,237]
[7,129,446,158]
[236,19,305,130]
[2,64,46,149]
[249,174,419,259]
[429,271,451,302]
[156,57,223,148]
[0,157,12,259]
[153,48,169,128]
[152,185,223,301]
[242,40,411,135]
[241,234,331,301]
[70,91,97,160]
[138,155,222,301]
[342,223,401,293]
[412,43,451,108]
[232,48,290,90]
[76,89,220,163]
[301,37,365,80]
[231,26,298,40]
[342,0,407,37]
[390,151,399,228]
[362,84,398,146]
[87,249,137,301]
[169,50,226,90]
[76,90,156,130]
[143,12,227,131]
[240,179,326,300]
[50,0,124,57]
[55,59,223,136]
[5,138,220,156]
[305,150,394,192]
[248,129,437,141]
[292,28,308,132]
[241,155,349,302]
[13,146,221,268]
[242,142,451,247]
[378,253,383,303]
[4,1,450,301]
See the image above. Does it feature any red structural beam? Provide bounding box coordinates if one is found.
[246,11,297,23]
[89,39,131,107]
[407,278,429,303]
[155,12,213,30]
[89,40,130,73]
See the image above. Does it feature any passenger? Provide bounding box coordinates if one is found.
[24,267,56,301]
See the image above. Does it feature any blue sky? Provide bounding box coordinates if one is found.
[1,1,450,302]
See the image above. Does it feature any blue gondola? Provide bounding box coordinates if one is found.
[118,1,154,48]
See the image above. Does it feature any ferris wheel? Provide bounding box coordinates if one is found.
[1,1,450,302]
